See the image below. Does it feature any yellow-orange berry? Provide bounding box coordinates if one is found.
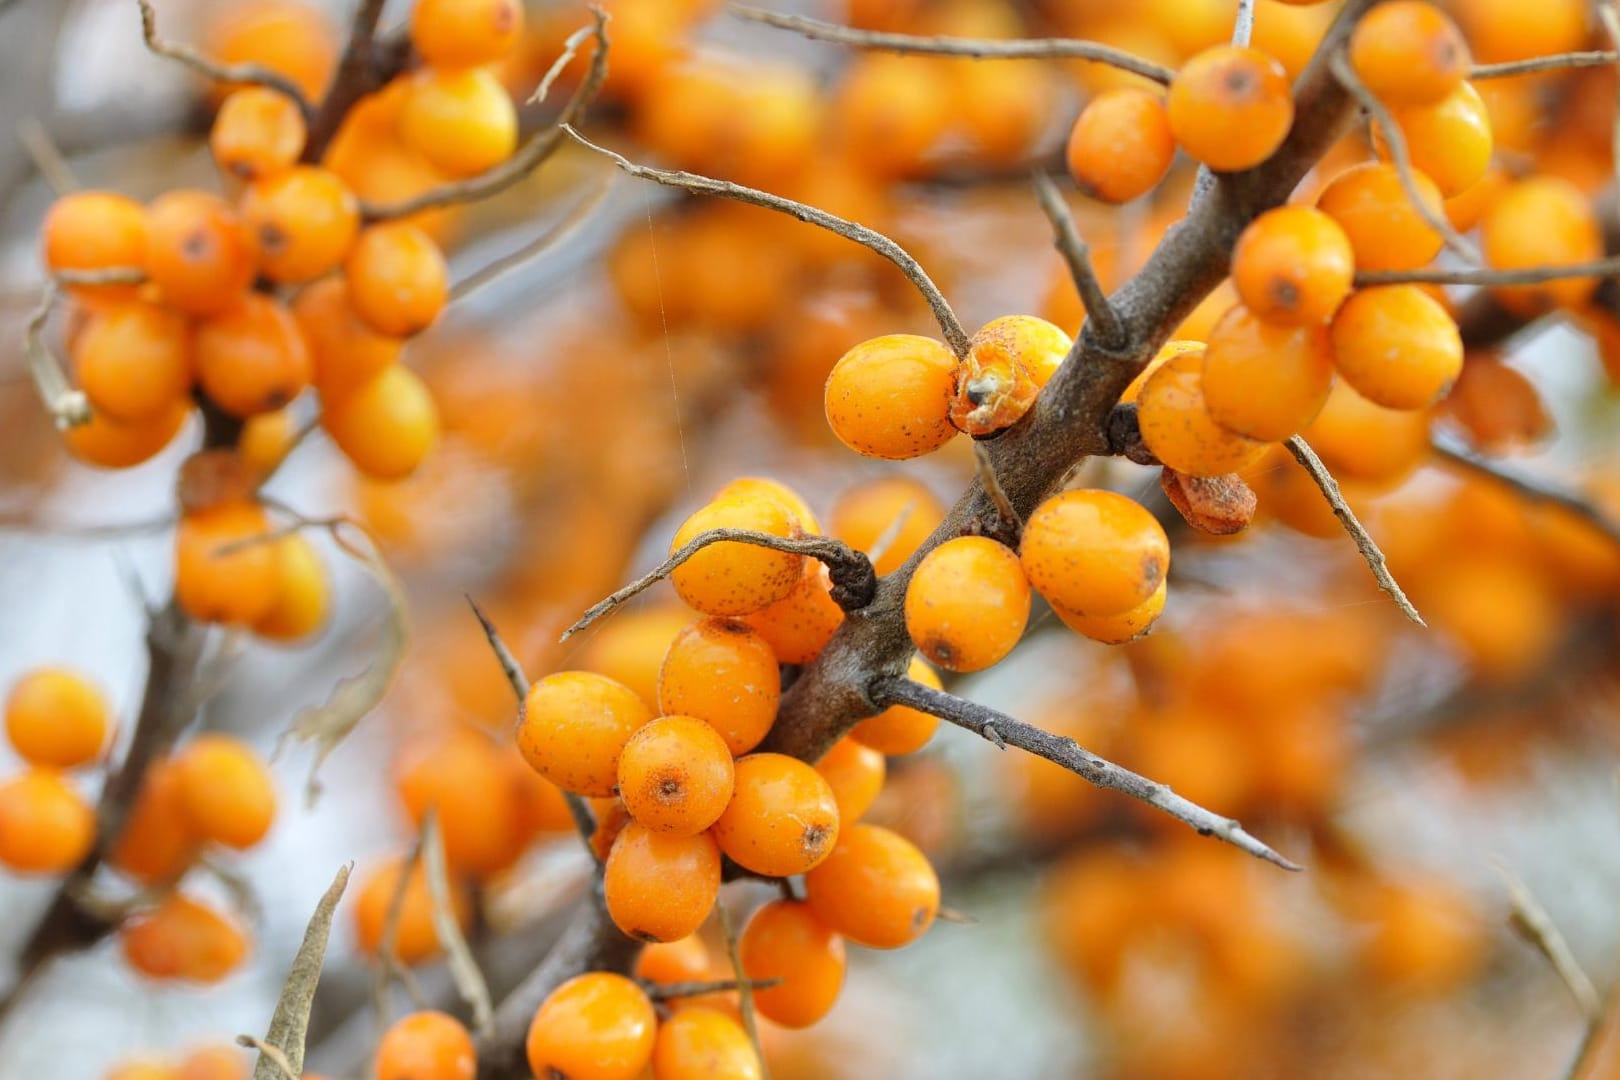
[321,365,440,481]
[195,293,313,418]
[636,934,710,988]
[951,315,1072,436]
[110,757,201,885]
[1020,490,1169,617]
[824,334,959,460]
[828,475,947,577]
[1330,285,1462,410]
[120,894,248,983]
[1349,1,1470,107]
[396,727,526,877]
[1135,345,1268,476]
[292,276,404,400]
[815,736,886,823]
[254,532,330,642]
[210,87,306,180]
[805,823,939,949]
[903,536,1030,672]
[410,0,523,68]
[652,1006,763,1080]
[714,752,841,877]
[1374,81,1493,198]
[1167,46,1294,172]
[1302,378,1431,485]
[343,222,449,337]
[518,671,652,797]
[239,165,359,283]
[851,655,943,757]
[145,190,258,317]
[1316,162,1445,272]
[5,667,110,769]
[1231,207,1354,326]
[174,501,280,626]
[177,1046,247,1080]
[739,562,846,666]
[73,300,193,424]
[605,822,721,942]
[739,899,847,1028]
[65,402,192,470]
[353,854,473,963]
[618,715,735,835]
[714,477,821,535]
[0,769,94,874]
[1202,304,1335,440]
[1066,88,1176,203]
[376,1010,476,1080]
[657,618,781,756]
[1480,177,1601,315]
[1051,578,1168,644]
[41,191,147,307]
[668,494,805,617]
[399,67,517,179]
[526,973,656,1080]
[172,734,276,850]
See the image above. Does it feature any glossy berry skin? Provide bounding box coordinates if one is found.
[399,67,517,179]
[715,476,821,534]
[1480,177,1602,315]
[635,934,710,987]
[1302,379,1431,485]
[1202,304,1335,441]
[526,973,657,1080]
[805,823,939,950]
[5,667,110,769]
[652,1006,763,1080]
[828,475,947,577]
[851,655,942,757]
[173,734,276,850]
[292,277,403,400]
[713,753,841,877]
[1167,46,1294,172]
[1066,88,1175,203]
[740,899,847,1029]
[73,300,193,424]
[144,190,257,317]
[518,671,652,797]
[1019,490,1169,618]
[353,855,473,964]
[824,334,959,460]
[343,222,449,337]
[0,769,94,874]
[174,502,279,626]
[814,736,886,822]
[110,757,200,885]
[120,894,247,983]
[1231,207,1354,326]
[605,821,721,942]
[410,0,523,69]
[239,165,359,283]
[668,494,805,617]
[617,715,735,835]
[376,1010,476,1080]
[1374,82,1493,198]
[255,532,330,642]
[41,191,147,307]
[210,87,306,180]
[1136,345,1268,477]
[65,402,191,470]
[739,562,845,666]
[397,727,529,877]
[1316,162,1444,273]
[195,293,313,418]
[903,536,1030,673]
[657,618,781,756]
[950,315,1072,436]
[320,365,440,481]
[1052,578,1167,644]
[1330,285,1462,410]
[1348,1,1470,107]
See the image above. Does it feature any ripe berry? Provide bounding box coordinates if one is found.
[1316,162,1445,273]
[73,300,193,424]
[343,222,449,337]
[1167,46,1294,172]
[292,277,403,399]
[1452,0,1587,64]
[396,727,527,877]
[739,899,847,1028]
[194,292,313,418]
[1330,285,1462,410]
[1373,81,1493,198]
[1052,578,1168,644]
[851,655,942,757]
[636,934,710,987]
[815,736,886,823]
[575,604,691,710]
[739,562,846,666]
[321,364,440,480]
[824,335,959,460]
[657,618,781,755]
[353,854,473,963]
[120,894,248,983]
[1349,1,1470,106]
[903,536,1030,672]
[5,667,110,769]
[399,67,518,179]
[805,823,939,949]
[1019,490,1169,617]
[254,532,330,642]
[652,1006,762,1080]
[1480,177,1602,315]
[526,973,657,1080]
[1302,378,1431,485]
[41,191,147,307]
[210,87,306,180]
[518,671,652,797]
[65,402,191,470]
[177,1046,248,1080]
[240,165,359,283]
[605,821,721,941]
[618,715,736,835]
[1066,88,1175,203]
[376,1010,476,1080]
[715,476,822,535]
[174,501,279,625]
[203,0,337,103]
[110,757,200,884]
[1135,345,1267,476]
[173,734,277,850]
[0,769,94,874]
[1202,304,1335,440]
[951,315,1072,437]
[410,0,524,69]
[1230,206,1354,326]
[144,190,258,317]
[828,475,947,577]
[833,54,952,179]
[668,494,805,617]
[714,752,841,877]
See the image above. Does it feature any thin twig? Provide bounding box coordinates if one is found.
[717,902,770,1080]
[529,22,593,105]
[421,811,495,1039]
[561,124,973,357]
[136,0,314,120]
[643,976,783,1001]
[1471,51,1620,79]
[1231,0,1257,47]
[1499,864,1602,1021]
[373,832,430,1024]
[870,676,1299,870]
[1431,433,1620,547]
[16,117,79,195]
[729,5,1173,84]
[972,442,1020,535]
[1031,172,1124,349]
[251,864,352,1080]
[449,177,616,302]
[1595,3,1620,197]
[561,528,878,641]
[1284,435,1423,625]
[23,282,90,430]
[1357,256,1620,287]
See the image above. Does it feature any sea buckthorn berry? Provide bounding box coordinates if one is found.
[636,934,710,987]
[410,0,523,69]
[110,758,200,884]
[740,899,847,1029]
[1452,0,1586,64]
[41,191,147,307]
[1231,207,1354,326]
[376,1010,476,1080]
[195,293,313,418]
[105,1063,178,1080]
[1329,285,1462,410]
[526,973,656,1080]
[668,494,805,617]
[519,671,652,797]
[575,604,691,710]
[715,477,822,535]
[353,854,473,963]
[1445,167,1509,232]
[0,769,94,873]
[1019,490,1169,618]
[618,715,736,835]
[1202,304,1335,440]
[739,562,845,666]
[653,1006,762,1080]
[177,448,257,514]
[210,87,306,180]
[399,67,517,179]
[852,655,943,757]
[824,334,959,460]
[1166,46,1293,172]
[204,0,337,102]
[1348,1,1470,106]
[589,797,632,863]
[1316,162,1445,272]
[1135,345,1268,477]
[177,1046,247,1080]
[174,501,279,625]
[1302,378,1430,485]
[343,223,449,337]
[605,822,721,942]
[397,727,526,877]
[1480,177,1602,315]
[657,618,780,755]
[829,475,946,577]
[320,365,440,481]
[73,300,193,424]
[239,165,360,283]
[1122,340,1208,405]
[1373,82,1493,198]
[1051,578,1167,644]
[291,277,403,400]
[254,532,330,642]
[172,734,276,850]
[65,402,191,470]
[714,753,841,877]
[815,736,886,823]
[120,894,248,983]
[805,823,939,950]
[834,54,952,179]
[903,536,1031,672]
[5,667,110,769]
[1066,88,1175,203]
[145,190,258,317]
[951,315,1072,436]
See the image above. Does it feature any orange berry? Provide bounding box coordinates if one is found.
[210,87,306,180]
[41,191,147,307]
[1019,490,1169,617]
[903,536,1030,672]
[636,934,710,986]
[828,475,947,577]
[714,752,841,877]
[526,973,656,1080]
[1451,0,1587,64]
[0,769,94,874]
[195,293,313,418]
[605,821,721,941]
[65,401,191,470]
[172,734,277,850]
[5,667,110,769]
[1202,303,1335,440]
[1329,285,1462,410]
[739,562,846,666]
[399,67,517,179]
[815,736,886,822]
[204,0,337,102]
[352,854,473,963]
[1135,344,1268,476]
[1125,339,1212,404]
[1167,46,1293,172]
[1066,88,1175,203]
[145,190,258,317]
[740,899,847,1028]
[618,715,736,835]
[805,823,939,949]
[834,54,952,179]
[852,655,942,757]
[1373,81,1493,198]
[73,299,193,423]
[1316,162,1444,272]
[397,727,527,877]
[1302,378,1430,485]
[1052,577,1168,644]
[291,276,403,399]
[1348,1,1470,106]
[376,1010,476,1080]
[120,893,248,983]
[410,0,523,68]
[239,166,360,283]
[110,757,201,884]
[575,604,692,710]
[177,1046,248,1080]
[714,477,821,535]
[1480,177,1602,315]
[174,501,280,625]
[320,365,440,480]
[824,334,959,460]
[254,532,330,642]
[951,315,1072,436]
[105,1063,178,1080]
[668,494,805,617]
[589,796,632,863]
[518,671,652,797]
[1231,207,1354,326]
[343,223,449,336]
[657,618,781,756]
[652,1007,762,1080]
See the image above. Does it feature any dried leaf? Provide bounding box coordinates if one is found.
[252,863,351,1080]
[1160,468,1257,536]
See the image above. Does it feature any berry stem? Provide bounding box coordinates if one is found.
[301,0,391,161]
